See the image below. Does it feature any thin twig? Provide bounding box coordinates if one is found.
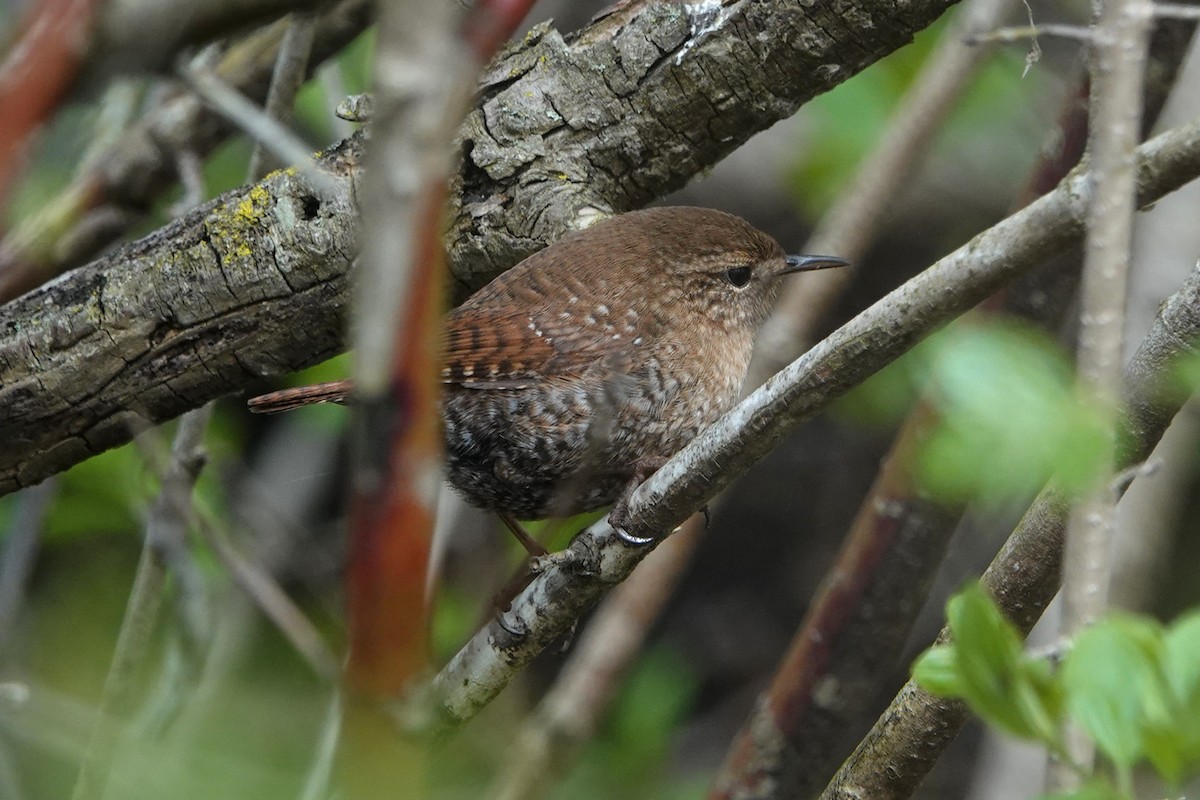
[1056,0,1154,787]
[168,149,206,218]
[194,513,339,680]
[963,24,1095,44]
[0,480,56,647]
[299,690,344,800]
[180,61,339,197]
[247,12,317,180]
[1152,2,1200,17]
[428,116,1200,731]
[490,517,705,800]
[70,405,213,800]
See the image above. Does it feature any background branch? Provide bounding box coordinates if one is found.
[817,259,1200,800]
[0,0,371,302]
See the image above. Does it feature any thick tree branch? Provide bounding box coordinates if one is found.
[0,140,362,495]
[427,117,1200,730]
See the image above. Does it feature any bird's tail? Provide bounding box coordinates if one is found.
[247,380,353,413]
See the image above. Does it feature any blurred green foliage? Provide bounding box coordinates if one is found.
[915,584,1200,799]
[790,15,1038,218]
[544,648,702,800]
[836,318,1109,503]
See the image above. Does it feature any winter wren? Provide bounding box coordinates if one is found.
[249,207,846,525]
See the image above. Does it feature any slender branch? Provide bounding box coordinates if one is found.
[247,12,318,181]
[181,63,340,197]
[1057,0,1155,785]
[428,116,1200,731]
[708,404,959,800]
[490,517,705,800]
[963,24,1095,44]
[817,260,1200,800]
[135,414,214,661]
[70,406,212,800]
[341,3,537,799]
[193,515,339,680]
[0,480,56,644]
[1063,0,1155,639]
[1154,3,1200,17]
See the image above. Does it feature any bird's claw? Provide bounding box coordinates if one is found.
[614,525,657,546]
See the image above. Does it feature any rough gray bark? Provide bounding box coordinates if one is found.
[0,0,964,494]
[447,0,966,293]
[0,141,362,495]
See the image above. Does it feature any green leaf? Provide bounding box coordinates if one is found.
[909,321,1108,503]
[1163,610,1200,701]
[1011,657,1065,746]
[912,645,963,696]
[1140,610,1200,785]
[1061,615,1162,769]
[1140,720,1186,786]
[944,585,1040,739]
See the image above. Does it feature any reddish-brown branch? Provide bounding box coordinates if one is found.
[711,404,956,799]
[0,0,103,215]
[342,0,537,704]
[344,188,445,695]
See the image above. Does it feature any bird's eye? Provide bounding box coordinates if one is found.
[725,266,752,287]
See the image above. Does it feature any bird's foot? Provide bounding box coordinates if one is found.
[497,511,548,557]
[609,455,669,545]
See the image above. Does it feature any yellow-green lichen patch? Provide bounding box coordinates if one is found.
[207,185,273,261]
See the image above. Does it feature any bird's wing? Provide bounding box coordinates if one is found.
[441,304,638,390]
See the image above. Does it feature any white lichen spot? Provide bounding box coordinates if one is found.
[574,206,609,229]
[676,0,729,65]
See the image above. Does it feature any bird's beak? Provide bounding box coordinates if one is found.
[782,254,850,274]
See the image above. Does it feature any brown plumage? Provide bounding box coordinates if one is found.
[249,207,846,521]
